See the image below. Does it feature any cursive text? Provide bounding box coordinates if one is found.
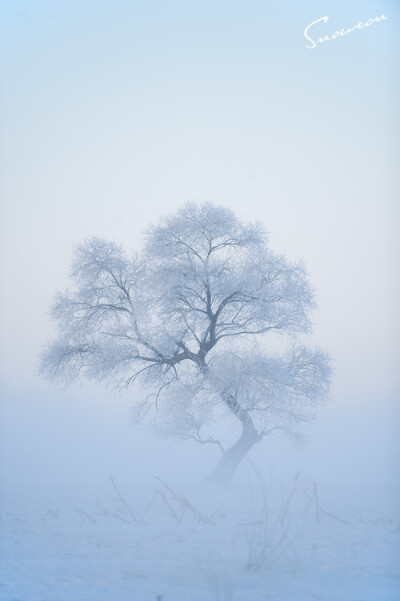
[304,14,387,50]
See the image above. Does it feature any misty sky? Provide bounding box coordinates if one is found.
[0,0,399,511]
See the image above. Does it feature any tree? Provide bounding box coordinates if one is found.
[40,202,331,482]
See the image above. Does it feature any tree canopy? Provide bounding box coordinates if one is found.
[41,202,331,480]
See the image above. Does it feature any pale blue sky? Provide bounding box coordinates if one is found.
[1,0,398,394]
[0,0,399,506]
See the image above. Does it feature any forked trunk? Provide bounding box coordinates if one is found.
[206,426,260,484]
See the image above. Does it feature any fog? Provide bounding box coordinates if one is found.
[1,382,398,516]
[0,0,399,599]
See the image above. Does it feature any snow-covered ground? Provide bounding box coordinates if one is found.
[1,474,399,601]
[1,391,399,600]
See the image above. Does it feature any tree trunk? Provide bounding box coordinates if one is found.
[206,426,260,484]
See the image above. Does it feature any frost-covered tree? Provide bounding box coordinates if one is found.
[40,202,331,482]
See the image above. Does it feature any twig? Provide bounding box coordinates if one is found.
[313,481,320,524]
[278,472,299,524]
[97,501,132,524]
[141,489,183,523]
[192,433,225,454]
[304,489,350,524]
[75,509,97,524]
[109,475,137,522]
[153,477,214,525]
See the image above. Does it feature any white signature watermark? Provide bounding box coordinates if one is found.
[304,14,387,49]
